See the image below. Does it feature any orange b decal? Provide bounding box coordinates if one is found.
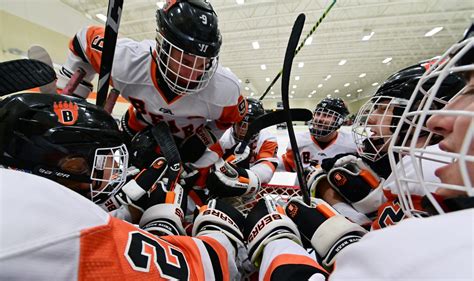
[53,101,79,125]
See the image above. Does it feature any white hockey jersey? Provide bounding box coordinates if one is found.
[0,168,239,280]
[219,128,279,184]
[58,26,246,139]
[281,129,357,172]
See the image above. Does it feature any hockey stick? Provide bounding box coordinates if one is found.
[0,59,56,96]
[282,13,311,205]
[96,0,124,107]
[104,88,120,114]
[62,67,86,96]
[27,45,57,93]
[151,122,183,191]
[236,108,312,153]
[259,0,336,100]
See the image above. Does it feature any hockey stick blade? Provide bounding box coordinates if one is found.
[0,59,56,96]
[237,108,312,153]
[27,45,57,93]
[96,0,123,107]
[282,14,311,204]
[151,122,182,191]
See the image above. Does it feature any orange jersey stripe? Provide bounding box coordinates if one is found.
[257,140,278,160]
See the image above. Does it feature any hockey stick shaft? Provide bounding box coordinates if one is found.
[151,122,182,191]
[260,0,336,100]
[96,0,123,107]
[236,108,312,153]
[282,13,311,205]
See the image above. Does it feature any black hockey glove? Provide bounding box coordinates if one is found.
[326,155,384,214]
[244,197,301,266]
[206,159,260,198]
[286,197,367,267]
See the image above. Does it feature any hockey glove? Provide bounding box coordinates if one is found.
[286,197,367,267]
[206,159,260,198]
[244,197,302,266]
[304,165,328,198]
[228,142,251,166]
[326,155,384,214]
[138,183,187,236]
[192,199,245,250]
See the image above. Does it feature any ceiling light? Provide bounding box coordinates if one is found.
[271,91,274,95]
[265,77,270,82]
[344,83,350,87]
[334,89,339,93]
[293,85,297,89]
[424,26,443,37]
[372,82,379,86]
[327,94,332,98]
[96,13,107,22]
[357,89,363,92]
[238,79,242,83]
[260,64,266,70]
[338,59,347,66]
[295,76,300,81]
[305,36,313,45]
[362,31,375,41]
[245,86,249,91]
[324,74,331,81]
[291,90,295,94]
[308,95,312,98]
[382,57,392,64]
[250,92,255,96]
[318,84,323,88]
[346,94,351,97]
[311,90,316,94]
[359,73,366,78]
[252,41,260,49]
[236,0,245,4]
[156,1,165,8]
[298,62,304,68]
[289,95,294,98]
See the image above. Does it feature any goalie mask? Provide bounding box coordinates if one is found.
[155,0,222,96]
[0,93,128,204]
[389,27,474,218]
[233,98,264,142]
[309,97,349,138]
[352,60,465,162]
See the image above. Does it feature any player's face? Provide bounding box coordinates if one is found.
[168,47,207,87]
[426,86,474,198]
[57,151,125,202]
[366,100,397,152]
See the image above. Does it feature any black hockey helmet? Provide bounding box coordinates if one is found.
[0,93,128,204]
[353,61,466,161]
[309,97,349,138]
[156,0,221,57]
[233,98,264,142]
[155,0,222,96]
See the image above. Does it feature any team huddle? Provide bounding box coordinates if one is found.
[0,0,473,280]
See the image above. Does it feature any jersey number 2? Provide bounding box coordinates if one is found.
[125,232,190,280]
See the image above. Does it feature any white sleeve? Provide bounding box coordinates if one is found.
[332,202,372,226]
[108,205,132,222]
[250,162,275,184]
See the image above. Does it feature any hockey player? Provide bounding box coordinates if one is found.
[58,0,246,155]
[204,98,278,199]
[314,60,466,229]
[0,93,183,224]
[280,97,357,172]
